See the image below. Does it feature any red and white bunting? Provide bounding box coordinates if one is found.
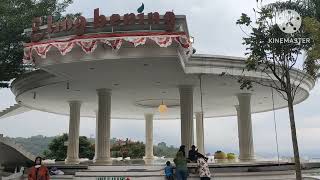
[126,37,147,47]
[23,32,191,64]
[52,42,74,55]
[149,36,173,48]
[34,44,53,58]
[100,39,123,50]
[76,40,98,54]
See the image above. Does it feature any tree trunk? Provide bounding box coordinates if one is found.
[287,92,302,180]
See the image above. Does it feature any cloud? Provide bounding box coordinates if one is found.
[297,128,320,147]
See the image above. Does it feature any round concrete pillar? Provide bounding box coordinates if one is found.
[179,85,194,156]
[144,113,154,164]
[236,93,255,161]
[195,112,205,155]
[95,89,112,164]
[65,101,81,164]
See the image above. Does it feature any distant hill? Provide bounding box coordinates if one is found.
[8,135,180,158]
[8,136,318,160]
[8,135,55,156]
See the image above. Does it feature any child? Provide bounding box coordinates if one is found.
[164,161,174,180]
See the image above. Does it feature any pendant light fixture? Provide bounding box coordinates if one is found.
[158,100,168,113]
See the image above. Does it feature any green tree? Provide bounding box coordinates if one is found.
[0,0,73,88]
[303,17,320,78]
[157,142,167,148]
[79,136,95,160]
[305,0,320,21]
[154,142,179,158]
[236,1,320,179]
[126,141,145,159]
[111,140,145,159]
[303,0,320,78]
[43,134,95,161]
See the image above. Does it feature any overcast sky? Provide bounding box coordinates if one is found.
[0,0,319,158]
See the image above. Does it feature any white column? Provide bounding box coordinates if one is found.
[195,112,205,155]
[236,93,255,161]
[179,85,194,156]
[95,89,112,164]
[235,105,242,158]
[65,101,81,164]
[144,113,154,164]
[94,111,98,161]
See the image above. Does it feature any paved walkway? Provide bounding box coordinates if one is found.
[212,169,320,180]
[213,173,295,180]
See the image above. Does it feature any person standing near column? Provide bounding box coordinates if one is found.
[174,151,188,180]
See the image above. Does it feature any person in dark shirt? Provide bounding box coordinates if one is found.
[178,145,186,157]
[188,145,198,162]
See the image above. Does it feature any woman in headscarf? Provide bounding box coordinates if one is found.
[197,153,211,180]
[174,151,188,180]
[28,157,50,180]
[178,145,186,157]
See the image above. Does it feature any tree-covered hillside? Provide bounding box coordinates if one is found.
[8,135,179,158]
[8,135,55,156]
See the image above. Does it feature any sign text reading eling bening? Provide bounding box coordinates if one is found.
[31,8,176,42]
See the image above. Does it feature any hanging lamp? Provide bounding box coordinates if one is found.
[158,100,168,113]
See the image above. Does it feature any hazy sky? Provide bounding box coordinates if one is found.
[0,0,319,158]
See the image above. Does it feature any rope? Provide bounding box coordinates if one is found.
[199,74,204,114]
[271,88,281,165]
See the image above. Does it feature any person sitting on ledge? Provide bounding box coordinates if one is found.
[28,156,50,180]
[188,145,198,162]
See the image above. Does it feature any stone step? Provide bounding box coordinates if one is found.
[76,171,163,177]
[87,165,164,171]
[76,166,165,178]
[49,175,75,179]
[0,104,30,119]
[304,177,320,180]
[21,175,74,180]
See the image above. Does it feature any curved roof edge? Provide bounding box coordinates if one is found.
[9,54,316,120]
[186,54,316,92]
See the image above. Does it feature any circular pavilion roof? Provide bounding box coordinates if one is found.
[11,54,315,120]
[15,14,315,120]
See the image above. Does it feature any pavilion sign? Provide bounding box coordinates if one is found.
[31,8,176,42]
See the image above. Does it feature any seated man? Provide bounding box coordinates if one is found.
[188,145,198,162]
